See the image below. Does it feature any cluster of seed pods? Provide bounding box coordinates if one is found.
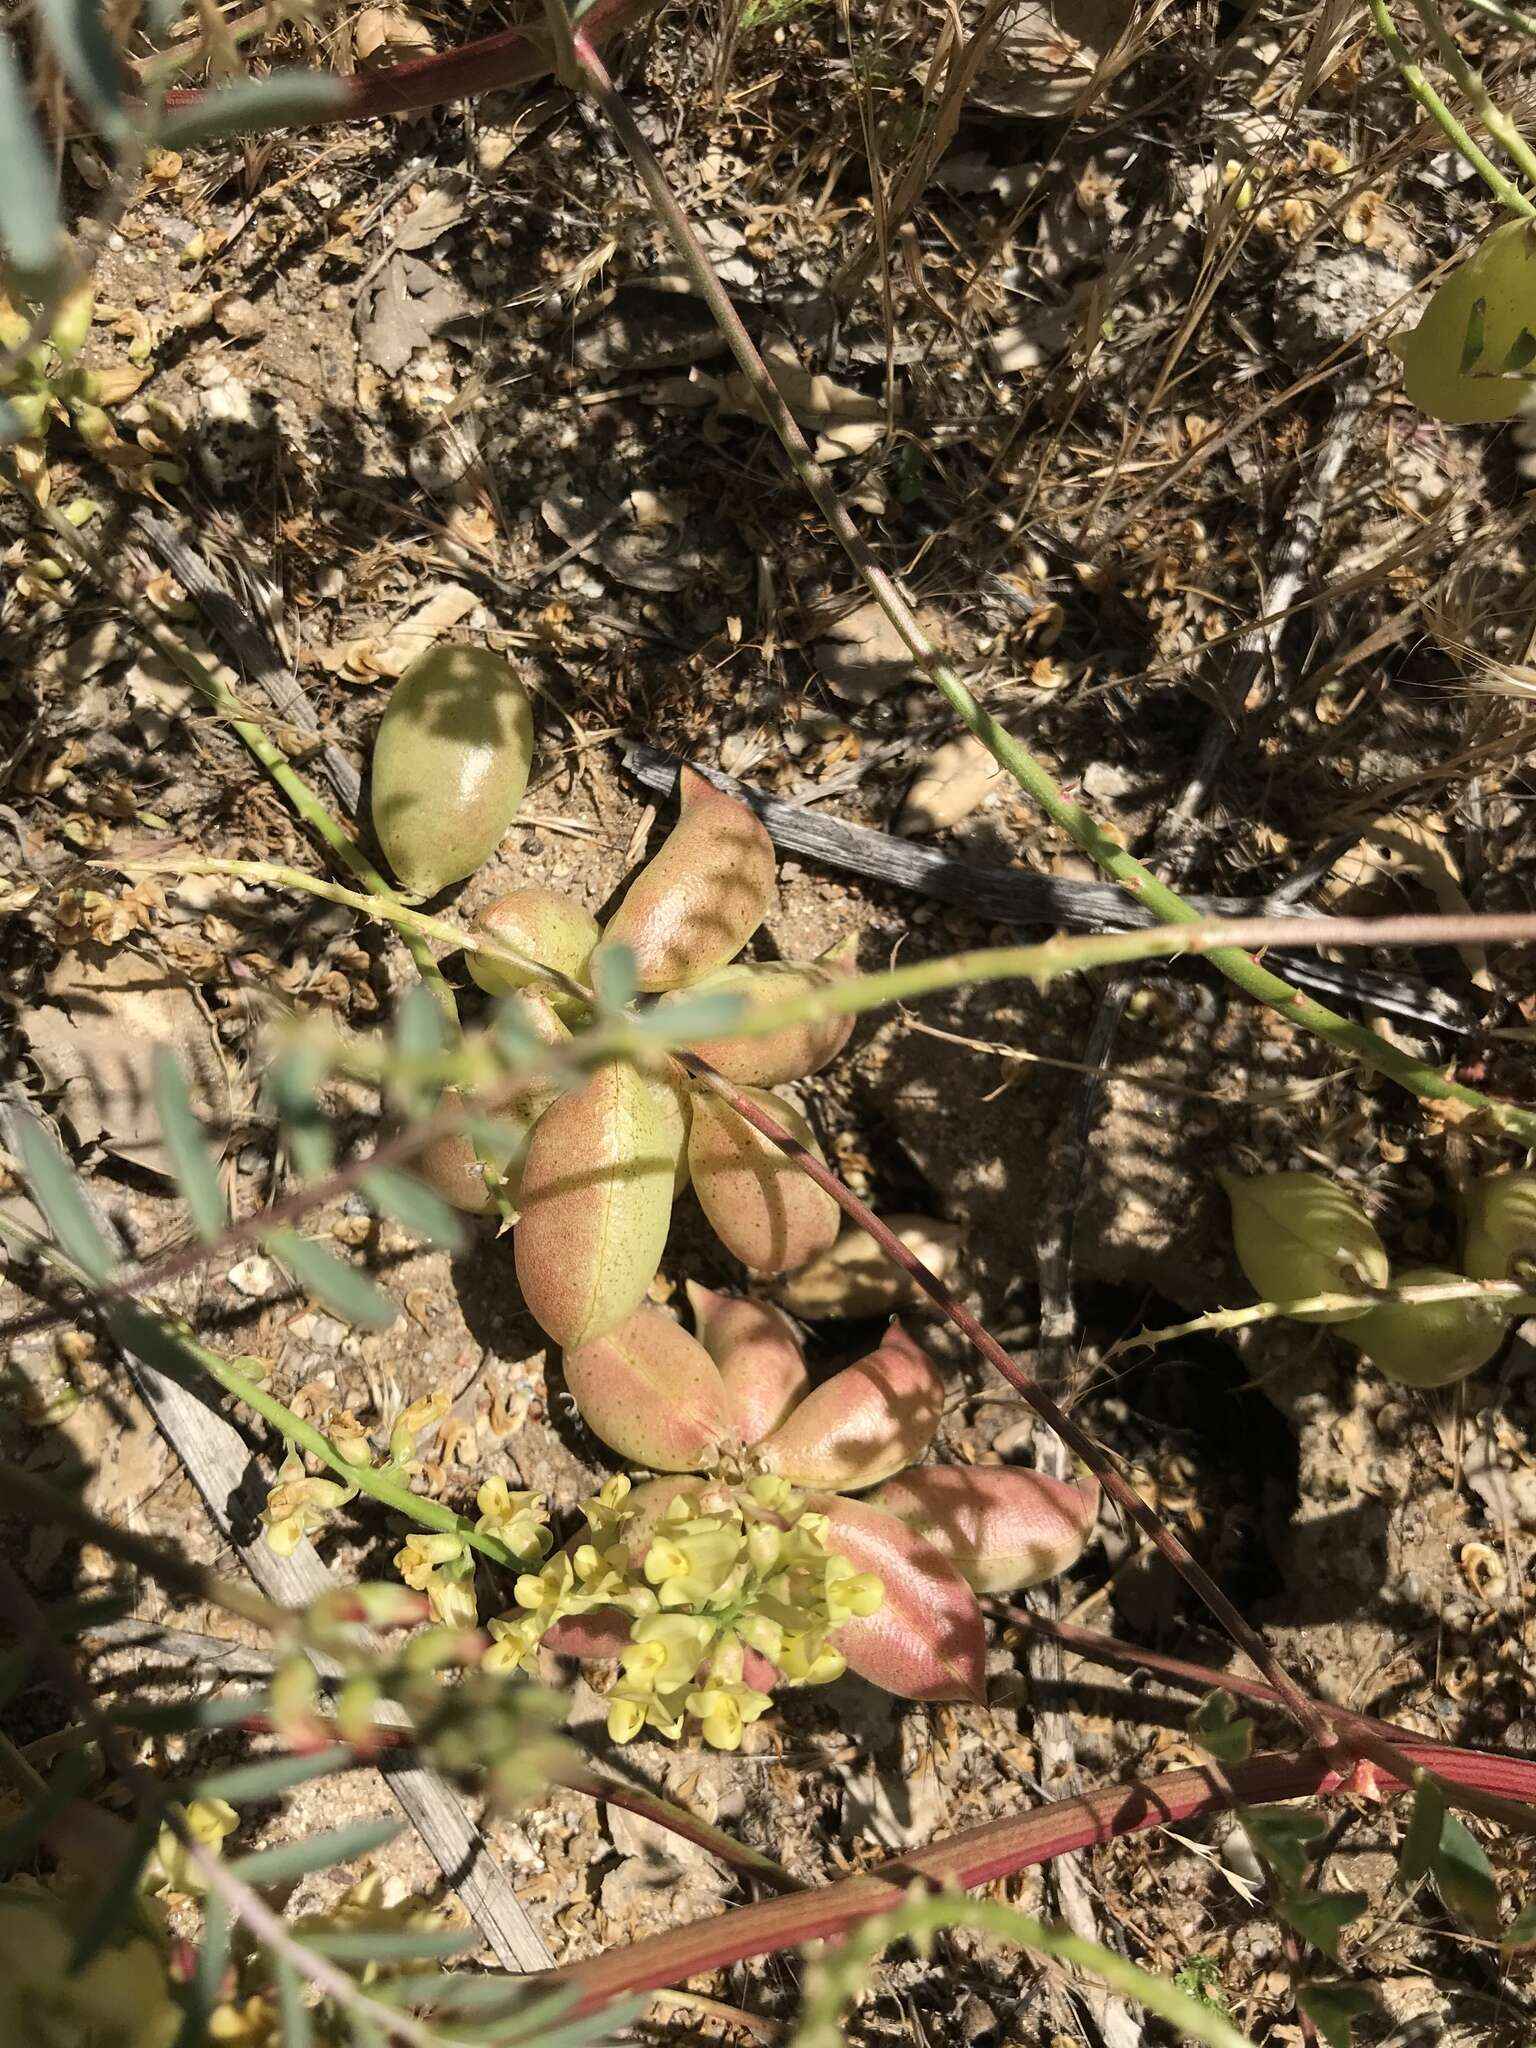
[1223,1168,1536,1387]
[555,1292,1100,1704]
[373,652,866,1350]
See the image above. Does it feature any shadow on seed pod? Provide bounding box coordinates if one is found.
[562,1307,735,1470]
[757,1321,944,1490]
[647,1067,694,1195]
[418,1091,544,1215]
[371,645,535,895]
[686,1283,808,1443]
[595,765,776,992]
[770,1214,963,1319]
[687,1084,841,1274]
[1462,1172,1536,1308]
[869,1465,1099,1595]
[514,1060,674,1347]
[468,887,599,1009]
[815,1493,987,1703]
[664,937,858,1087]
[1350,1268,1510,1389]
[1220,1170,1388,1322]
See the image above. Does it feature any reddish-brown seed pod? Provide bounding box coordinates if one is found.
[870,1464,1100,1595]
[770,1214,963,1320]
[468,886,599,1002]
[686,1283,809,1444]
[563,1309,734,1471]
[756,1320,944,1491]
[816,1494,987,1704]
[687,1085,841,1275]
[665,938,857,1087]
[417,1090,544,1215]
[595,766,776,992]
[514,1060,674,1347]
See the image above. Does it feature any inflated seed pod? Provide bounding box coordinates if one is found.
[468,887,599,1005]
[870,1464,1099,1596]
[1462,1173,1536,1305]
[371,644,535,895]
[1351,1267,1509,1388]
[514,1059,674,1347]
[595,766,776,992]
[563,1308,734,1471]
[647,1068,694,1196]
[757,1321,943,1490]
[1220,1170,1389,1322]
[685,1283,809,1444]
[687,1084,841,1275]
[815,1493,987,1704]
[663,938,858,1087]
[417,1091,541,1215]
[770,1214,963,1320]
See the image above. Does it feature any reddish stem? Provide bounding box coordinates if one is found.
[152,0,662,127]
[552,1740,1536,2012]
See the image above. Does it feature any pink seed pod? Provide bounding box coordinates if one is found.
[686,1283,809,1444]
[468,887,599,1002]
[869,1464,1100,1596]
[666,937,858,1087]
[595,766,776,993]
[563,1309,734,1472]
[647,1068,694,1196]
[756,1320,944,1491]
[815,1493,986,1704]
[687,1085,841,1275]
[514,1060,674,1347]
[417,1091,543,1215]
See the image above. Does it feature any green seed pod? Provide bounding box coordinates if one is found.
[47,285,93,361]
[468,886,599,1003]
[1220,1170,1388,1322]
[514,1059,674,1347]
[371,644,535,896]
[659,937,858,1086]
[687,1084,841,1275]
[1462,1172,1536,1305]
[596,765,776,992]
[1351,1267,1509,1389]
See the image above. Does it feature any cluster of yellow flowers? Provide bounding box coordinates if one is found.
[485,1474,883,1750]
[394,1474,554,1629]
[261,1393,454,1560]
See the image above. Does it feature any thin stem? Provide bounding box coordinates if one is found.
[1108,1274,1533,1356]
[570,36,1536,1143]
[1406,0,1536,192]
[1368,0,1536,215]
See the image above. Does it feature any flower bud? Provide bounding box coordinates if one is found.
[758,1320,944,1490]
[769,1213,963,1319]
[1350,1267,1509,1388]
[870,1464,1099,1595]
[371,644,535,895]
[663,938,857,1086]
[1461,1172,1536,1304]
[814,1494,986,1703]
[47,285,93,360]
[595,765,776,991]
[1220,1171,1388,1321]
[686,1282,808,1443]
[563,1307,734,1470]
[468,886,599,1004]
[687,1084,841,1275]
[514,1060,674,1346]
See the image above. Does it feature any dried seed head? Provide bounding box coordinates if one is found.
[1350,1268,1509,1389]
[687,1084,841,1275]
[468,887,599,1002]
[757,1320,944,1490]
[1220,1170,1388,1321]
[514,1059,674,1346]
[595,766,776,991]
[686,1282,809,1444]
[370,644,535,896]
[870,1464,1099,1595]
[770,1214,963,1319]
[563,1308,734,1471]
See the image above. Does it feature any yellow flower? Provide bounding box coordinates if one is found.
[147,1798,239,1897]
[210,1995,280,2044]
[685,1680,772,1751]
[260,1454,353,1557]
[394,1533,476,1627]
[0,1880,180,2048]
[625,1612,712,1689]
[388,1390,450,1467]
[474,1479,552,1565]
[485,1613,543,1675]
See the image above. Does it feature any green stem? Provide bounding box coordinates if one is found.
[1108,1274,1534,1356]
[1368,0,1536,216]
[1405,0,1536,191]
[570,37,1536,1142]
